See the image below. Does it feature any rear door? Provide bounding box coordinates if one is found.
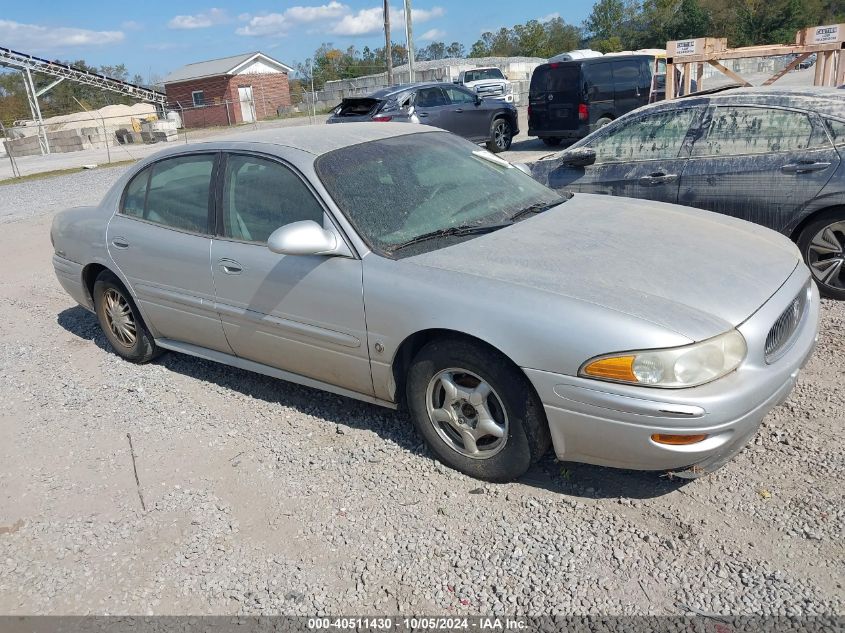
[413,86,450,130]
[679,104,840,231]
[546,106,703,203]
[612,58,652,115]
[584,61,614,122]
[107,153,230,352]
[529,64,582,134]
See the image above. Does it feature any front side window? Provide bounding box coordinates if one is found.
[589,108,699,163]
[692,106,817,156]
[444,87,476,104]
[127,154,215,233]
[192,91,205,107]
[222,155,324,243]
[315,132,564,257]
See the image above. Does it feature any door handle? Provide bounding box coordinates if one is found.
[111,238,129,249]
[639,173,678,186]
[418,112,429,118]
[454,108,464,113]
[218,259,242,275]
[781,162,831,174]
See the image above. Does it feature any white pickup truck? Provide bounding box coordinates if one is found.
[454,67,516,103]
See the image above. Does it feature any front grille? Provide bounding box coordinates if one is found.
[477,84,504,96]
[765,286,808,363]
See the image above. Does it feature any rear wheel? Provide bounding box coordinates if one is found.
[797,210,845,300]
[486,118,513,153]
[541,137,562,147]
[596,116,613,129]
[93,271,161,363]
[405,337,550,482]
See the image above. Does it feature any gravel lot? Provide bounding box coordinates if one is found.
[0,169,842,617]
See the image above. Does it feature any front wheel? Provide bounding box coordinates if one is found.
[797,210,845,299]
[405,337,550,482]
[486,118,513,153]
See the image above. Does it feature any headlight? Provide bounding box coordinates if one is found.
[579,330,747,388]
[504,83,513,94]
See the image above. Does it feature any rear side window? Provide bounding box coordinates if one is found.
[121,154,215,233]
[416,87,448,107]
[222,155,324,244]
[586,62,614,101]
[121,168,150,218]
[825,119,845,147]
[692,106,817,156]
[612,60,640,91]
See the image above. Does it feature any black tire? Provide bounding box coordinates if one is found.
[405,337,550,482]
[796,209,845,300]
[596,117,613,129]
[486,117,513,153]
[93,271,161,363]
[541,137,562,147]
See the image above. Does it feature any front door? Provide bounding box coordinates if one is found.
[210,152,373,396]
[238,86,255,123]
[442,86,489,141]
[107,152,230,352]
[546,107,703,204]
[679,105,841,231]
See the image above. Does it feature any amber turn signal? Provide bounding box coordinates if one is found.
[650,434,708,446]
[582,355,637,382]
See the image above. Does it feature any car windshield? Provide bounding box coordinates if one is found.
[465,69,504,82]
[315,132,565,257]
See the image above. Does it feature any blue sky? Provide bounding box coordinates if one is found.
[0,1,594,82]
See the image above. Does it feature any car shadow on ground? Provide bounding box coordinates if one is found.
[57,305,688,500]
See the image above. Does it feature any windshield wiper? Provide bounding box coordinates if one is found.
[387,223,510,253]
[508,198,567,223]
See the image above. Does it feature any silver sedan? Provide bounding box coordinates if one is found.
[52,123,820,482]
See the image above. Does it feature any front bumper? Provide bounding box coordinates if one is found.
[524,267,820,474]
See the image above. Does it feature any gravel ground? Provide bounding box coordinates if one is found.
[0,173,842,617]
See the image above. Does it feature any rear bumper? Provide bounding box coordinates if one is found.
[529,124,589,140]
[524,267,820,474]
[53,254,92,311]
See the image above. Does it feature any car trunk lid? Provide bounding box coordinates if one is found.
[530,64,582,132]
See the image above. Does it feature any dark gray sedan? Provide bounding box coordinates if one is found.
[531,87,845,299]
[327,82,519,153]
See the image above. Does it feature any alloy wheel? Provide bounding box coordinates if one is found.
[807,221,845,291]
[425,368,508,459]
[493,120,511,150]
[103,288,137,348]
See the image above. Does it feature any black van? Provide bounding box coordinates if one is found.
[528,55,655,146]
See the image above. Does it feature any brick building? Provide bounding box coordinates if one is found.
[163,52,294,128]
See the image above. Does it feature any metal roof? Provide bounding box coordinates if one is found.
[163,52,294,85]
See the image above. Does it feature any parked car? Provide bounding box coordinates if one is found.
[454,67,515,103]
[52,124,819,482]
[528,54,656,146]
[531,87,845,299]
[327,82,518,152]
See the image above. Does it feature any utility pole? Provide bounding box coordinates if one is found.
[383,0,393,85]
[403,0,415,83]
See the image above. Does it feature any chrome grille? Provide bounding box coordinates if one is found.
[765,287,807,363]
[476,83,504,96]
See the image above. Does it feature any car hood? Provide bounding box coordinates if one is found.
[406,194,800,341]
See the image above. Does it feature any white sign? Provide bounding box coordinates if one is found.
[673,39,698,56]
[813,25,840,44]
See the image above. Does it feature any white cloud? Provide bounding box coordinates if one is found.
[419,28,446,41]
[0,19,124,50]
[167,8,228,30]
[538,12,560,22]
[237,2,445,38]
[237,1,348,36]
[121,20,143,31]
[330,7,383,35]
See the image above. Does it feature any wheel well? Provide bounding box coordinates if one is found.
[391,329,535,407]
[789,205,845,243]
[81,263,108,304]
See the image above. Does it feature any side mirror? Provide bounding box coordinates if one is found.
[474,95,482,105]
[267,220,342,256]
[559,147,596,167]
[512,163,532,176]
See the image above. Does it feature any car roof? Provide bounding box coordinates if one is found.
[538,54,654,69]
[193,122,437,156]
[645,86,845,119]
[367,81,456,98]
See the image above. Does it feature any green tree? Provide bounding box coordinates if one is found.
[585,0,637,51]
